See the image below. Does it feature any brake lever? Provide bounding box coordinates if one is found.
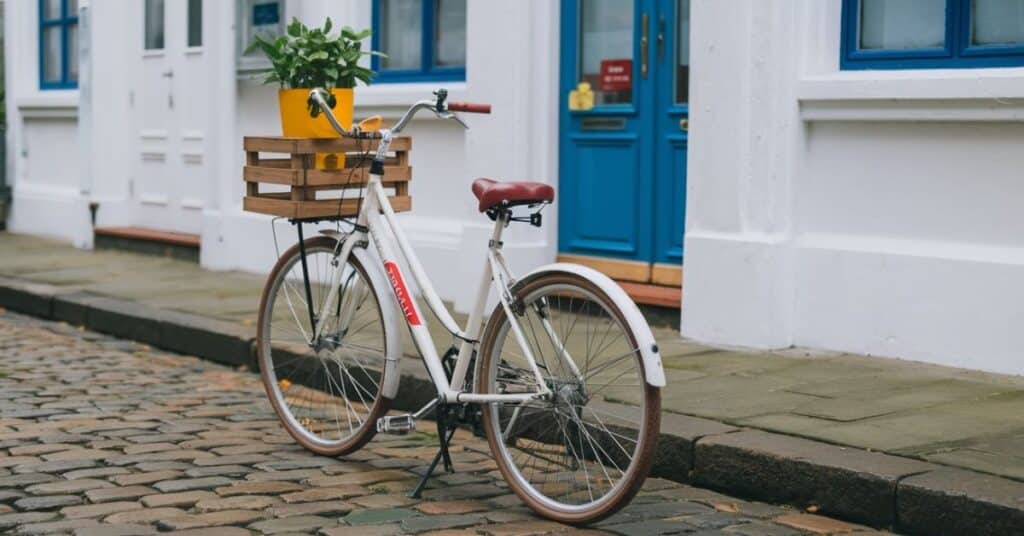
[438,111,470,130]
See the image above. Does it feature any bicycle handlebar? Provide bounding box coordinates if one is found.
[307,88,486,140]
[447,102,491,114]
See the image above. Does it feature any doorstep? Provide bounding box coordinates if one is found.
[556,253,683,308]
[93,226,200,263]
[1,232,1023,535]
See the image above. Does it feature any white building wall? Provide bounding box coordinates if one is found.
[4,2,90,247]
[683,0,1024,376]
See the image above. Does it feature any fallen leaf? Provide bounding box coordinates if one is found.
[714,502,740,513]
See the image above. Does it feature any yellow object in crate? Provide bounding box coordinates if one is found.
[278,88,354,169]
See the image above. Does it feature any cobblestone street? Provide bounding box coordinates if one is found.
[0,311,890,535]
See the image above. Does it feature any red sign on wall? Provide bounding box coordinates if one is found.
[599,59,633,91]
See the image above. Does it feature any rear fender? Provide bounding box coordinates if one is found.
[513,263,667,387]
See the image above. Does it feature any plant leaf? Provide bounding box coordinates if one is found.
[246,19,378,88]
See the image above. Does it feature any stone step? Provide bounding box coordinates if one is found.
[93,227,200,263]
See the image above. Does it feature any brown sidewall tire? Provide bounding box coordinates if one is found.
[475,272,661,525]
[257,236,391,457]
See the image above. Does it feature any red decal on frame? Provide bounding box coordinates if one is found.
[384,261,421,326]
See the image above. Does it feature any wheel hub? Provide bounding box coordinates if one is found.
[553,382,587,408]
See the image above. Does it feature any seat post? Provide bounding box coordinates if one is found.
[489,208,510,250]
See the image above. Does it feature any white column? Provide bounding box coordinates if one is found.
[681,0,802,348]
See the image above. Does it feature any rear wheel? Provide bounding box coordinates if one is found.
[475,271,661,524]
[257,236,391,456]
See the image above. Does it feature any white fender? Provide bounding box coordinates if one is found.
[516,263,667,387]
[349,247,404,399]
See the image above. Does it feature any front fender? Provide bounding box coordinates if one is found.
[349,247,403,399]
[515,263,667,387]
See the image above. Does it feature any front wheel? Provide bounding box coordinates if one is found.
[475,271,661,525]
[257,236,393,456]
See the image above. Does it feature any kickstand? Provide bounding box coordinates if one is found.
[409,403,457,499]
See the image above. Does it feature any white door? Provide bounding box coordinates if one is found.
[134,0,210,235]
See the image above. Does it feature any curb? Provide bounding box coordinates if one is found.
[1,276,1021,535]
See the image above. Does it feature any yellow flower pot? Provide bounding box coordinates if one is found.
[279,88,354,169]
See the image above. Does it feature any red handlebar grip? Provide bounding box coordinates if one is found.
[448,102,492,114]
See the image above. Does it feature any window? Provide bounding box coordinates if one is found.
[39,0,79,89]
[238,0,285,71]
[188,0,203,48]
[841,0,1024,69]
[144,0,165,50]
[372,0,466,82]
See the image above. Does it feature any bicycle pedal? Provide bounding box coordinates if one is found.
[377,414,416,435]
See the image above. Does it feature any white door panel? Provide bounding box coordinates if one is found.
[133,0,208,235]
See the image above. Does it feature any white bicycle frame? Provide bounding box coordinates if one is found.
[312,163,562,405]
[300,88,664,411]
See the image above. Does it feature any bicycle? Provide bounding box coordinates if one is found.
[256,88,666,524]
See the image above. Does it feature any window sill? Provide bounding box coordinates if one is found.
[798,68,1024,121]
[353,82,468,118]
[17,94,79,119]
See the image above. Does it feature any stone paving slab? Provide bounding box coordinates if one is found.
[0,311,881,535]
[1,232,1024,532]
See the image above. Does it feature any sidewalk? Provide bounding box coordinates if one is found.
[1,231,1022,534]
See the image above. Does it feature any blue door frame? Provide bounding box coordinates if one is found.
[558,0,687,274]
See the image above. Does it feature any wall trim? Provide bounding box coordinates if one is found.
[798,70,1024,122]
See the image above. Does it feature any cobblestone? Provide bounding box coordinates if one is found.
[151,476,235,493]
[84,485,157,503]
[75,524,159,536]
[155,509,268,531]
[193,495,281,512]
[60,501,143,519]
[248,514,336,534]
[0,312,895,535]
[26,478,114,494]
[139,490,216,508]
[13,494,83,511]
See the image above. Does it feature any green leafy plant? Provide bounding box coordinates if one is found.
[248,17,380,92]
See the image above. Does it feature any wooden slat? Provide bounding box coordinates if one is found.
[244,136,412,154]
[617,281,682,308]
[556,254,651,283]
[94,226,200,248]
[651,263,683,287]
[244,195,412,219]
[243,165,412,186]
[306,166,412,186]
[256,158,293,169]
[243,166,299,185]
[246,152,261,196]
[394,147,410,197]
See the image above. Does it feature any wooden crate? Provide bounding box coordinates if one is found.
[243,136,412,219]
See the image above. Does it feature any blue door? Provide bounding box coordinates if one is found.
[558,0,689,284]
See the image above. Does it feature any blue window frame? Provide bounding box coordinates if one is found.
[842,0,1024,70]
[371,0,466,83]
[39,0,79,89]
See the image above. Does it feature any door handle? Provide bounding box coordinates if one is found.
[641,13,649,78]
[161,70,174,78]
[657,15,665,61]
[679,118,689,131]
